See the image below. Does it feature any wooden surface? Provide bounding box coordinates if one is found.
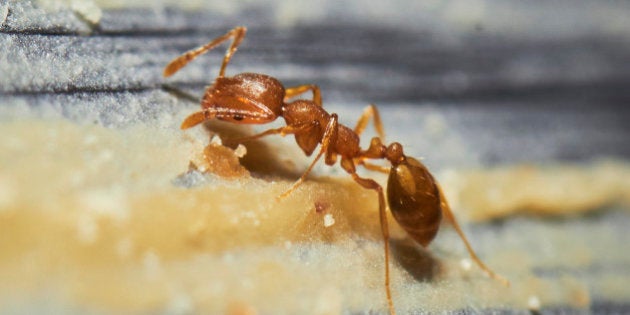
[2,2,629,166]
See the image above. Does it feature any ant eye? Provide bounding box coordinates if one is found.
[233,115,244,121]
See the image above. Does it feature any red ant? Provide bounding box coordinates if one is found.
[164,26,507,315]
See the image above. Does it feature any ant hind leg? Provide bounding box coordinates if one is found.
[437,185,510,286]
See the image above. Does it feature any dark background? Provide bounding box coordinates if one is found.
[2,1,629,166]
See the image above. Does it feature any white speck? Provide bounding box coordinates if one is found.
[528,295,541,310]
[82,134,98,145]
[116,238,133,258]
[323,213,335,227]
[96,149,114,163]
[166,293,193,315]
[78,187,129,223]
[241,210,261,226]
[76,213,98,244]
[459,258,472,271]
[314,286,342,315]
[143,251,162,280]
[210,135,223,146]
[86,149,114,172]
[234,144,247,158]
[284,241,292,250]
[222,253,234,263]
[0,175,17,210]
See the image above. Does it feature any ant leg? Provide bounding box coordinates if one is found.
[353,104,385,140]
[223,122,317,145]
[164,26,246,78]
[437,185,510,286]
[278,114,338,199]
[284,84,322,106]
[181,110,216,129]
[340,158,395,315]
[358,159,390,174]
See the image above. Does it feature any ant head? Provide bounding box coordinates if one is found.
[385,142,405,165]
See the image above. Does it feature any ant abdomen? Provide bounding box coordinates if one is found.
[387,157,442,247]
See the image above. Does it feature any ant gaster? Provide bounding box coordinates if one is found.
[164,26,508,315]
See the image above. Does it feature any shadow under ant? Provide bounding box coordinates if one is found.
[389,238,442,282]
[163,83,303,180]
[205,120,305,180]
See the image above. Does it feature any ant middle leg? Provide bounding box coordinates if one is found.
[164,26,246,78]
[284,84,322,106]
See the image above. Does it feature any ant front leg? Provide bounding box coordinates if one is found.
[163,26,246,78]
[181,110,215,129]
[340,158,396,315]
[284,84,322,106]
[278,114,339,199]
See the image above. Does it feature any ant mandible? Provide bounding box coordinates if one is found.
[164,26,507,315]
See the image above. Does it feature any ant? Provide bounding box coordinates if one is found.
[164,26,508,315]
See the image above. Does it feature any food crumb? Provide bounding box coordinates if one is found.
[459,258,472,271]
[323,213,335,227]
[527,295,541,310]
[234,144,247,158]
[210,135,223,146]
